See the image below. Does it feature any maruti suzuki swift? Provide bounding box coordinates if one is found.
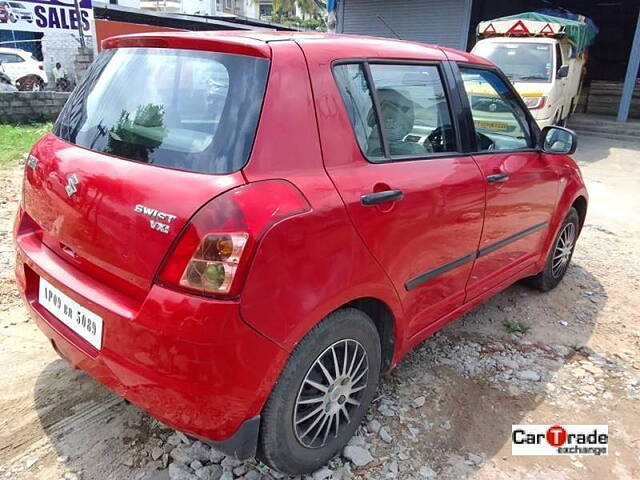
[14,31,587,474]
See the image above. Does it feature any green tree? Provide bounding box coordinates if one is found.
[107,103,166,163]
[268,0,324,22]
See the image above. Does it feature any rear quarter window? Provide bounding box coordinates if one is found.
[55,48,269,174]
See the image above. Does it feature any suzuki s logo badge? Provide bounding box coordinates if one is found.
[489,103,498,112]
[65,174,79,197]
[26,155,38,170]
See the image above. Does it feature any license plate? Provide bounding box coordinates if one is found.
[39,277,103,350]
[475,120,509,131]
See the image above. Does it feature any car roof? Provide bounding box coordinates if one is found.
[0,47,29,56]
[103,31,493,66]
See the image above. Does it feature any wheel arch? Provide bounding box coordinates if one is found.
[571,194,587,234]
[536,176,588,273]
[340,297,396,373]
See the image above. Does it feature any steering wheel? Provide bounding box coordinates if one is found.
[422,138,434,154]
[427,126,453,153]
[476,132,495,151]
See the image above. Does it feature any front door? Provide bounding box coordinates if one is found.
[321,61,486,335]
[0,52,25,82]
[457,66,559,299]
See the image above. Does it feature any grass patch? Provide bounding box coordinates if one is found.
[503,319,532,335]
[0,123,52,169]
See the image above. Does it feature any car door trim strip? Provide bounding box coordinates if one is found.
[405,221,549,291]
[405,253,476,291]
[476,221,548,258]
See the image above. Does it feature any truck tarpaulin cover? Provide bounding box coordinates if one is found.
[485,11,597,54]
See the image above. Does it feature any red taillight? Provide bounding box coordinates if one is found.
[523,96,547,110]
[180,232,249,294]
[157,180,310,297]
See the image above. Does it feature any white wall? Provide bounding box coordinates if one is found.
[41,30,90,82]
[182,0,213,15]
[244,0,259,19]
[115,0,141,7]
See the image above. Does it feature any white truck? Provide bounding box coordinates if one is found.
[471,15,593,128]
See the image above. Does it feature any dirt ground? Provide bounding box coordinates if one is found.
[0,133,639,480]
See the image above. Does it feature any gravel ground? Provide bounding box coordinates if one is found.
[0,134,639,480]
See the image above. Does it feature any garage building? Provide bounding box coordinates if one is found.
[336,0,640,123]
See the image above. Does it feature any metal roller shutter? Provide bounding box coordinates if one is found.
[339,0,472,50]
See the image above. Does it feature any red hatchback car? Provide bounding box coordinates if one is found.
[14,32,587,473]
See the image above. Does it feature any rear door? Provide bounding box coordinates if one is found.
[456,65,558,299]
[21,46,269,297]
[0,52,25,81]
[320,60,485,336]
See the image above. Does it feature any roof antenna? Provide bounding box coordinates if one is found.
[377,15,401,40]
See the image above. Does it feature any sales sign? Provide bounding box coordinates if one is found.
[0,0,93,35]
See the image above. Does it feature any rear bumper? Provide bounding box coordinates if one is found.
[14,213,288,457]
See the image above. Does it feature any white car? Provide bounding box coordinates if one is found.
[0,1,33,23]
[0,47,48,91]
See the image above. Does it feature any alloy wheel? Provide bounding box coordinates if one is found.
[552,222,575,278]
[293,339,369,448]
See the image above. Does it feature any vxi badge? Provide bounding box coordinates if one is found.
[512,425,608,456]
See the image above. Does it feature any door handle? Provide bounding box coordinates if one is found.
[360,189,404,206]
[486,173,509,184]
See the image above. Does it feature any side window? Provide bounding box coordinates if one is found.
[368,64,457,158]
[0,53,21,63]
[460,68,532,152]
[334,64,385,160]
[334,62,457,162]
[555,44,563,73]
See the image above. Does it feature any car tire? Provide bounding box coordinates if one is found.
[523,207,579,291]
[257,308,381,474]
[17,76,41,92]
[554,108,567,127]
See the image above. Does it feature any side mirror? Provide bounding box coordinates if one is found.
[557,65,569,79]
[539,125,577,155]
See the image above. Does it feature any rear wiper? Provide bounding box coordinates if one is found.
[88,120,107,149]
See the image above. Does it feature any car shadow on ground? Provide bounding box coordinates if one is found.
[573,134,640,166]
[369,261,605,476]
[31,262,605,479]
[32,359,160,479]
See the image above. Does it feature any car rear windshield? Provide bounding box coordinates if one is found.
[54,47,269,174]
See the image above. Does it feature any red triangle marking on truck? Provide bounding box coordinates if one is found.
[507,20,530,34]
[540,23,555,35]
[482,23,497,35]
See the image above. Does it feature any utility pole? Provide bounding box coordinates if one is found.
[73,0,86,49]
[617,10,640,123]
